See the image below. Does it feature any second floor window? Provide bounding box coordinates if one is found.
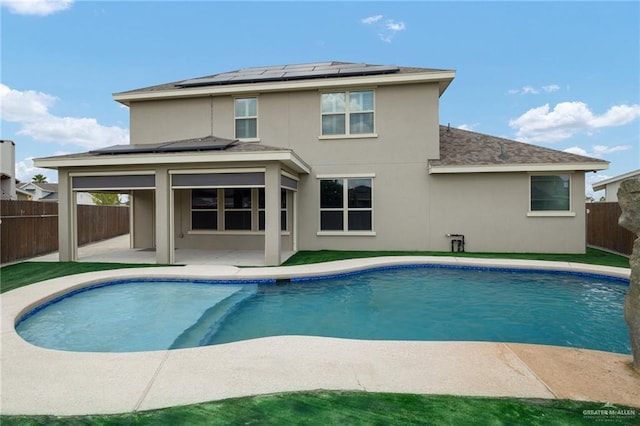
[235,97,257,139]
[321,90,374,136]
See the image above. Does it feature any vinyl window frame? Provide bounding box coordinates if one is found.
[527,173,576,217]
[234,96,259,141]
[320,89,377,139]
[317,174,375,235]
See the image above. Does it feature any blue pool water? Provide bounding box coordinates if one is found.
[15,266,631,354]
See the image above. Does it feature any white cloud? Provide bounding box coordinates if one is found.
[385,20,406,32]
[457,123,479,131]
[361,15,383,24]
[592,144,632,154]
[0,0,73,16]
[508,84,560,95]
[542,84,560,93]
[15,157,55,182]
[521,86,539,95]
[509,101,640,143]
[0,83,129,149]
[563,146,588,156]
[361,14,406,43]
[563,144,631,158]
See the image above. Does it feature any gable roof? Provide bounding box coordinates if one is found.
[17,182,58,193]
[429,126,608,173]
[113,61,456,106]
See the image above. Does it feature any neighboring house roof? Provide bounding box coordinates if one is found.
[17,182,58,192]
[113,61,456,105]
[39,191,59,201]
[429,126,609,173]
[34,138,311,174]
[592,169,640,192]
[16,182,59,200]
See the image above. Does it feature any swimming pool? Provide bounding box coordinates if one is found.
[15,265,631,354]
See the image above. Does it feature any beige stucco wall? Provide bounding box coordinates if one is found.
[428,172,587,253]
[131,190,154,249]
[122,81,587,255]
[130,98,213,144]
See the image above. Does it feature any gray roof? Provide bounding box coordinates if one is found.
[116,61,453,95]
[432,126,609,167]
[17,182,58,192]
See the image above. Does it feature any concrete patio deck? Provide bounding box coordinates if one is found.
[1,254,638,416]
[24,234,295,266]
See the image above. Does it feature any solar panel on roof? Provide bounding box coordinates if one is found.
[89,137,237,155]
[175,62,400,88]
[90,143,168,154]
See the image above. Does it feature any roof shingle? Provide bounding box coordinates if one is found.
[432,126,608,167]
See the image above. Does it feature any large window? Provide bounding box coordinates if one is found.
[321,90,374,136]
[235,97,257,139]
[320,178,373,232]
[191,188,289,232]
[530,174,571,211]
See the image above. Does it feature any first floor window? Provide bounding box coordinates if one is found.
[320,178,373,231]
[530,174,570,211]
[224,188,252,230]
[191,188,289,231]
[191,189,218,230]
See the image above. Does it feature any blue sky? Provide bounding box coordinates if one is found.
[1,0,638,197]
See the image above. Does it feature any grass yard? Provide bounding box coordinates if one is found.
[2,391,638,425]
[0,261,164,294]
[282,247,630,268]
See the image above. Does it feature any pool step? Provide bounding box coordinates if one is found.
[169,286,257,349]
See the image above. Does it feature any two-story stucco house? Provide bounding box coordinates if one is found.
[35,61,608,265]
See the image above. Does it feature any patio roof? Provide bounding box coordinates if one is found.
[429,126,609,174]
[34,137,311,174]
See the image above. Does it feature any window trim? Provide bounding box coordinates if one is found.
[317,175,375,235]
[320,89,377,138]
[234,96,259,141]
[527,173,576,217]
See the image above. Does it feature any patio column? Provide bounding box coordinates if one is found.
[264,163,281,266]
[155,167,173,264]
[57,169,77,261]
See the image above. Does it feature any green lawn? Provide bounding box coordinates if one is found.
[0,262,164,294]
[282,247,630,268]
[0,249,634,424]
[2,391,638,425]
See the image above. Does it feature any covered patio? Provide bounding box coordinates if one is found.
[34,137,310,266]
[29,234,296,266]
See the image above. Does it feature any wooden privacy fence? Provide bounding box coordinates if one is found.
[586,202,635,256]
[0,200,129,264]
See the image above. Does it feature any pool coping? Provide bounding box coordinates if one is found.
[1,256,638,415]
